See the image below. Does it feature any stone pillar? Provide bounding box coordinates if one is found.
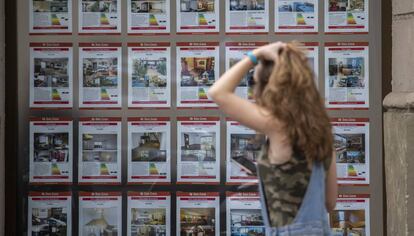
[383,0,414,235]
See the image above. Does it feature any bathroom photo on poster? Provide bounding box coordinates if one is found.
[275,0,318,33]
[30,0,72,34]
[325,0,368,33]
[79,0,121,34]
[226,0,269,33]
[176,0,220,33]
[127,0,170,34]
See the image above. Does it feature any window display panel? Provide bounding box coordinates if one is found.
[127,117,171,184]
[29,0,72,34]
[127,192,171,236]
[28,192,72,236]
[79,192,122,236]
[275,0,318,33]
[177,117,220,184]
[176,0,220,34]
[30,43,73,108]
[78,117,122,184]
[177,192,220,236]
[78,0,121,34]
[127,0,170,35]
[29,117,73,184]
[325,0,369,33]
[225,0,269,34]
[128,42,171,108]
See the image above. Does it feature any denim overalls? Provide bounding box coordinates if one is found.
[258,161,332,236]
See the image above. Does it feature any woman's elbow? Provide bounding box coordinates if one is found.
[326,199,337,212]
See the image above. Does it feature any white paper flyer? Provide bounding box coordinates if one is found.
[29,0,72,34]
[127,117,171,184]
[226,0,269,34]
[275,0,318,33]
[127,192,171,236]
[177,117,220,184]
[325,0,369,33]
[78,117,122,184]
[299,42,319,85]
[127,0,170,35]
[176,0,220,34]
[128,42,171,108]
[30,43,73,108]
[79,0,121,34]
[30,117,73,184]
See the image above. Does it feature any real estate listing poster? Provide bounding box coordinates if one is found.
[325,42,369,109]
[28,192,72,236]
[79,192,122,236]
[325,0,369,33]
[127,0,170,34]
[330,194,370,236]
[177,117,220,184]
[299,42,319,85]
[78,117,122,184]
[176,42,219,108]
[78,0,121,34]
[127,192,171,236]
[226,0,269,34]
[29,117,73,184]
[79,43,122,109]
[127,117,171,184]
[176,0,220,34]
[275,0,318,33]
[225,42,267,101]
[226,192,266,236]
[176,192,220,236]
[332,118,370,185]
[29,0,72,34]
[226,120,265,184]
[128,43,171,108]
[30,43,73,109]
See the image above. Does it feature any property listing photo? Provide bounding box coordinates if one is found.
[181,132,216,162]
[180,0,215,12]
[83,58,118,88]
[131,132,167,162]
[229,0,265,11]
[230,209,265,236]
[330,210,366,236]
[278,1,315,13]
[130,208,167,236]
[82,134,118,163]
[131,0,166,13]
[131,58,167,88]
[180,57,215,87]
[82,207,118,236]
[34,58,69,88]
[230,134,264,176]
[329,0,364,12]
[334,133,366,164]
[33,0,69,13]
[34,132,69,163]
[31,207,68,236]
[82,0,118,13]
[180,208,216,236]
[329,57,365,88]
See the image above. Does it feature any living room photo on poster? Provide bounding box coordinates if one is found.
[127,0,170,34]
[325,0,369,33]
[29,0,73,34]
[176,0,220,34]
[79,0,121,34]
[226,0,269,34]
[275,0,318,33]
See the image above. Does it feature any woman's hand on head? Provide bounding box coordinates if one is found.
[253,42,286,62]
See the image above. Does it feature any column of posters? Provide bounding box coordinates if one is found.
[78,117,122,184]
[128,43,171,108]
[127,192,171,236]
[226,192,266,236]
[79,43,122,109]
[325,0,369,33]
[28,192,72,236]
[127,117,171,184]
[177,117,220,184]
[79,192,122,236]
[127,0,170,35]
[176,42,219,108]
[325,42,369,109]
[225,42,267,101]
[300,42,319,85]
[176,0,219,34]
[30,43,73,108]
[275,0,318,33]
[226,0,269,34]
[330,194,370,236]
[226,120,265,184]
[332,118,370,185]
[176,192,220,236]
[29,0,72,34]
[78,0,121,34]
[30,117,73,184]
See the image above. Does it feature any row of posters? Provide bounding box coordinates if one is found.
[29,0,369,34]
[27,192,371,236]
[30,117,370,185]
[30,42,369,109]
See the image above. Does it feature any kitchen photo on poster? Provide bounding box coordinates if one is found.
[177,117,220,184]
[325,0,368,33]
[176,42,219,108]
[79,43,122,109]
[329,194,370,236]
[226,0,269,33]
[79,192,122,236]
[226,120,265,184]
[176,0,219,34]
[29,0,72,34]
[79,0,121,34]
[177,192,220,236]
[299,42,319,86]
[275,0,318,33]
[127,192,171,236]
[128,43,171,108]
[225,42,267,101]
[226,192,266,236]
[325,42,369,109]
[78,118,122,184]
[28,192,72,236]
[127,0,170,34]
[29,117,73,184]
[127,117,171,184]
[332,118,369,185]
[30,43,73,108]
